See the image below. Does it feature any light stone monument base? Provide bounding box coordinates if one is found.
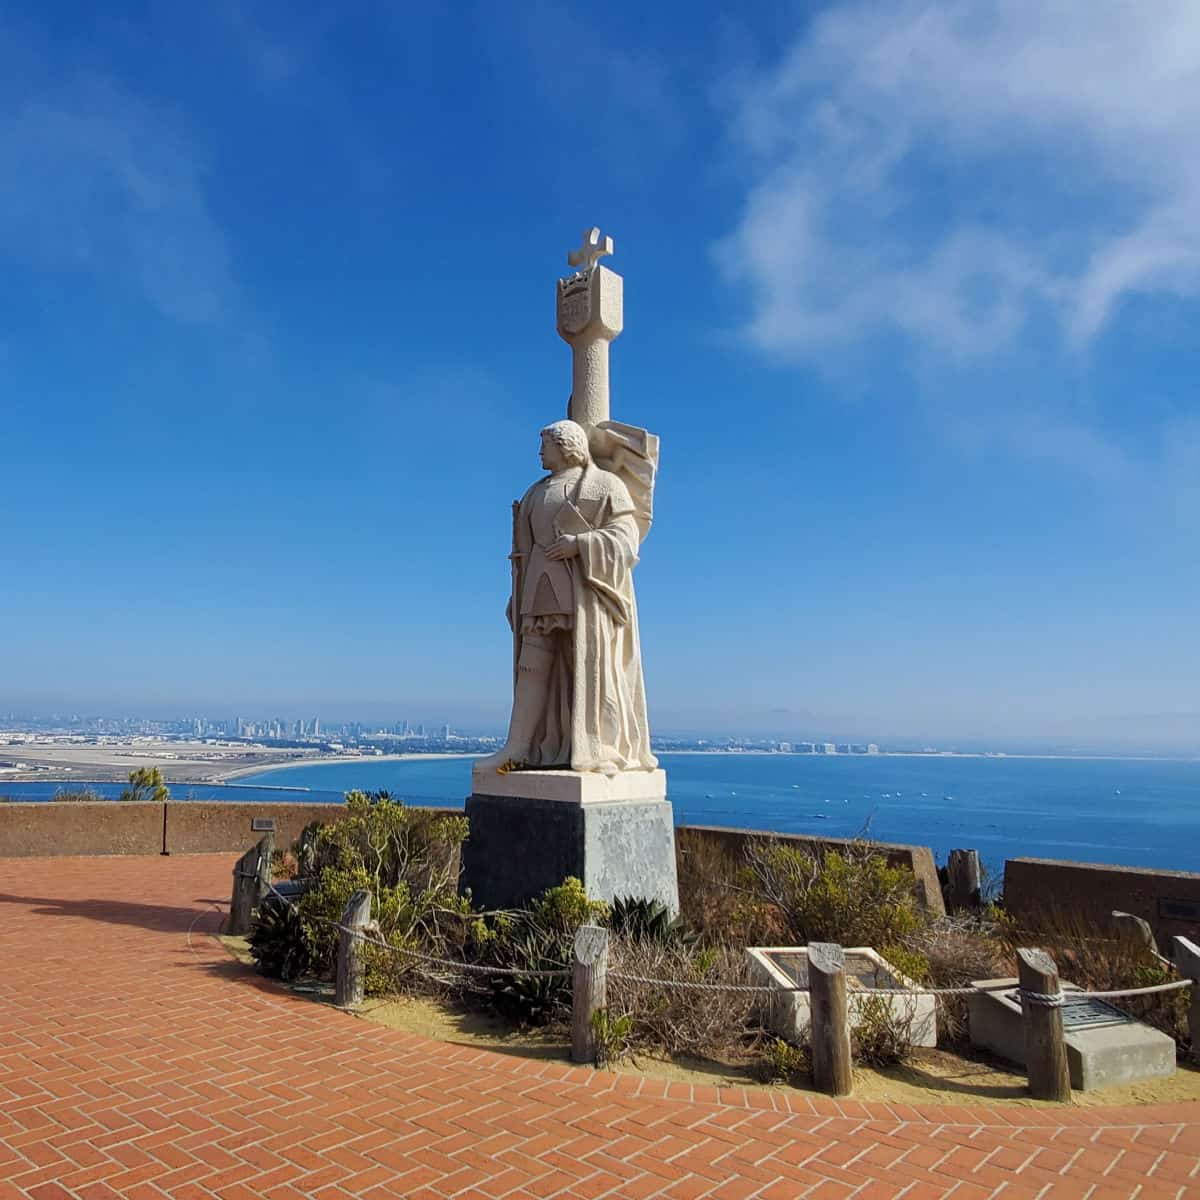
[968,977,1176,1089]
[461,766,679,914]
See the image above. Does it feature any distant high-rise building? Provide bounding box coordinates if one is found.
[442,723,451,740]
[312,717,320,737]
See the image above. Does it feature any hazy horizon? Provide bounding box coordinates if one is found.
[3,692,1197,757]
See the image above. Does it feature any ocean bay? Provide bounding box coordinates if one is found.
[240,753,1200,874]
[9,752,1193,875]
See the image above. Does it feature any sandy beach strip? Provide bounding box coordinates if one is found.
[217,752,479,781]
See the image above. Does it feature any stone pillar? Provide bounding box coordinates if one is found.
[557,229,623,432]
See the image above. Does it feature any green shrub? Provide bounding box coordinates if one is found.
[533,877,609,935]
[249,791,470,997]
[119,767,169,803]
[590,1008,634,1068]
[758,1037,809,1085]
[880,943,930,985]
[747,839,927,949]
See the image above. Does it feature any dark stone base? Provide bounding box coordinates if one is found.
[461,793,679,913]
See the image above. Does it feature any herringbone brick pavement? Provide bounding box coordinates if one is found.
[1,855,1198,1199]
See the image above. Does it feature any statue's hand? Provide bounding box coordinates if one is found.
[545,534,580,561]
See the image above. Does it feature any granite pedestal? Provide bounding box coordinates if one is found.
[461,767,679,913]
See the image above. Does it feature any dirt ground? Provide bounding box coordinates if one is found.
[220,935,1200,1109]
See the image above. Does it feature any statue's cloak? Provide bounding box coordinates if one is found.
[510,461,657,774]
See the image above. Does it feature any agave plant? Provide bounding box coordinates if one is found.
[610,896,697,947]
[486,926,572,1025]
[247,897,315,982]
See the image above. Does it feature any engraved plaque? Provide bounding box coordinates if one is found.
[251,817,276,833]
[1159,897,1200,921]
[1059,997,1130,1031]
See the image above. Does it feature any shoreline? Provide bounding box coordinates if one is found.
[4,747,1195,790]
[217,752,479,781]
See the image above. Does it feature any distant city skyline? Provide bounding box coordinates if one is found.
[2,4,1198,757]
[2,703,1196,758]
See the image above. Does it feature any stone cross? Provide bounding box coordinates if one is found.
[557,227,623,429]
[567,226,614,271]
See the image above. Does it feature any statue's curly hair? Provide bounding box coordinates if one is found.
[541,419,591,467]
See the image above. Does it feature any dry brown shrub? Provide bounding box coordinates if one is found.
[852,993,921,1066]
[51,788,105,803]
[901,914,1014,1044]
[606,932,764,1059]
[675,828,788,945]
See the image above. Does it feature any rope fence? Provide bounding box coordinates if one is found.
[262,881,1192,1003]
[224,856,1200,1102]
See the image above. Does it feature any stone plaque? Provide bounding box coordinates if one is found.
[251,817,276,833]
[558,275,592,335]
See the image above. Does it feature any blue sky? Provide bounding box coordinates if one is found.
[1,1,1198,751]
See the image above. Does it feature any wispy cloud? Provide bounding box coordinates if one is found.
[716,1,1200,359]
[0,71,235,325]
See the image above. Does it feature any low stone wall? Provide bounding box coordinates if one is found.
[675,823,946,916]
[0,800,460,859]
[1004,857,1200,949]
[165,802,354,855]
[0,801,164,857]
[0,804,946,920]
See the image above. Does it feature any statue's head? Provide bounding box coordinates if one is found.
[540,419,590,470]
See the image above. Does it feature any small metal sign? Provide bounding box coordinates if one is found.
[1059,997,1129,1031]
[251,817,276,833]
[1159,897,1200,922]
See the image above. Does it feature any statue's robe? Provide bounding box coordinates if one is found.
[509,463,657,774]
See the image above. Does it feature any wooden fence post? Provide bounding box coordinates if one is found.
[1172,936,1200,1061]
[1017,947,1071,1101]
[808,942,852,1097]
[335,889,373,1010]
[1112,911,1159,959]
[571,925,609,1065]
[228,836,271,936]
[946,849,982,912]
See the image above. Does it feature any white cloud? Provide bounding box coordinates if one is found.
[716,0,1200,359]
[0,75,234,325]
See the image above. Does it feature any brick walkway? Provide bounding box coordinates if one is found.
[1,857,1199,1200]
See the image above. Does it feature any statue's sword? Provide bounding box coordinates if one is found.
[509,499,521,683]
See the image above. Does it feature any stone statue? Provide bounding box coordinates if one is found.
[478,417,657,775]
[463,230,677,915]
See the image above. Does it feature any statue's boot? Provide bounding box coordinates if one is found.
[475,640,553,770]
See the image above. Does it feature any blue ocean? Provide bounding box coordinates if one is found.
[8,753,1197,875]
